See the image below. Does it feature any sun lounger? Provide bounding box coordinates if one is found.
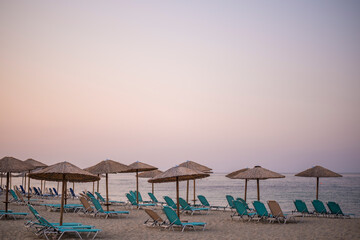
[37,215,101,240]
[236,197,254,211]
[148,192,166,205]
[144,209,168,227]
[15,189,42,205]
[9,189,22,204]
[95,192,125,205]
[126,193,155,208]
[69,188,78,199]
[268,200,300,224]
[0,211,28,220]
[164,196,179,210]
[293,200,313,216]
[163,206,206,232]
[53,188,61,197]
[134,191,153,203]
[78,197,95,215]
[179,197,209,215]
[40,203,83,212]
[231,200,257,221]
[326,202,355,218]
[198,195,226,211]
[252,201,275,223]
[90,197,129,218]
[225,195,236,211]
[312,200,330,217]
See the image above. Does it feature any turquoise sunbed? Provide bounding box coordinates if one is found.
[126,193,155,208]
[0,211,28,220]
[252,201,274,223]
[40,203,83,212]
[231,200,257,221]
[95,192,125,205]
[37,215,101,240]
[134,191,152,203]
[225,195,236,211]
[198,195,226,210]
[179,197,209,215]
[293,200,313,216]
[236,197,254,211]
[163,196,180,210]
[163,206,206,232]
[148,192,166,205]
[312,200,330,217]
[327,202,355,218]
[90,197,129,219]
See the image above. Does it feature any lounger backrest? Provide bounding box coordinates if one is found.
[126,193,137,205]
[28,204,39,216]
[197,195,210,207]
[312,200,327,214]
[233,200,247,215]
[253,201,269,217]
[37,215,56,228]
[90,197,104,213]
[294,200,308,213]
[95,192,105,202]
[80,197,92,212]
[179,198,191,210]
[15,189,24,202]
[52,188,58,196]
[145,209,163,222]
[236,198,250,209]
[148,193,158,203]
[70,188,76,197]
[164,196,177,209]
[130,191,136,199]
[20,185,26,194]
[163,206,181,226]
[267,200,284,218]
[133,191,143,202]
[226,195,235,208]
[327,202,343,215]
[87,191,95,199]
[9,189,19,200]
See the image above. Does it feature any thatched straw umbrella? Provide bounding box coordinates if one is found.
[149,166,209,219]
[128,161,157,205]
[85,160,131,211]
[0,156,35,213]
[231,166,285,201]
[178,160,212,204]
[24,158,48,202]
[138,170,163,194]
[29,162,99,225]
[295,165,342,200]
[226,168,250,201]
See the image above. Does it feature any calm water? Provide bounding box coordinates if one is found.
[8,173,360,217]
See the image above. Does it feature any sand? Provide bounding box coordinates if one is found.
[0,196,359,240]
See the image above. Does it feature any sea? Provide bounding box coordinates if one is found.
[7,173,360,217]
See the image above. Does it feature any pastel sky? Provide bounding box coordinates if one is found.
[1,1,359,173]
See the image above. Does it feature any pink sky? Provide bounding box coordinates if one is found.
[1,1,359,172]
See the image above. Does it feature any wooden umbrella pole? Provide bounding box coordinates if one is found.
[24,173,27,193]
[40,180,43,193]
[152,183,154,194]
[92,181,95,194]
[64,180,68,205]
[27,170,31,203]
[244,179,248,202]
[5,172,10,213]
[9,174,12,189]
[57,182,59,193]
[73,182,75,195]
[1,172,2,187]
[176,177,180,220]
[136,170,139,206]
[60,175,65,226]
[257,178,260,201]
[106,173,109,211]
[316,177,319,200]
[97,174,99,192]
[186,180,189,202]
[44,181,46,193]
[193,179,196,205]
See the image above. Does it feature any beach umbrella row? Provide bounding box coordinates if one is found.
[138,170,163,194]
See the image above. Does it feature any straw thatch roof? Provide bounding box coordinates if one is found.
[295,165,342,178]
[148,166,210,183]
[226,168,249,179]
[0,156,35,172]
[29,161,100,182]
[138,169,163,178]
[24,158,48,168]
[84,160,132,174]
[231,166,285,180]
[128,161,157,172]
[178,160,212,173]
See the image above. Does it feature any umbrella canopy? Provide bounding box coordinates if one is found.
[295,165,342,200]
[178,160,212,204]
[232,166,285,201]
[85,159,131,210]
[138,170,163,194]
[29,161,99,225]
[128,161,158,205]
[226,168,250,201]
[0,156,35,213]
[24,158,48,201]
[149,166,210,219]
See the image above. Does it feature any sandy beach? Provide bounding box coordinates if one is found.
[1,196,359,240]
